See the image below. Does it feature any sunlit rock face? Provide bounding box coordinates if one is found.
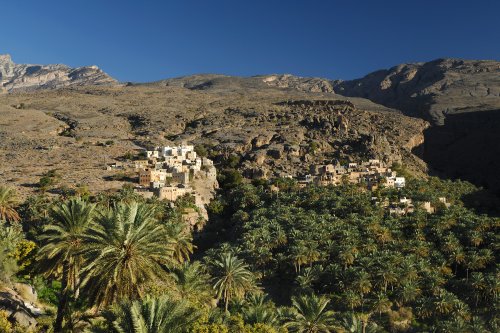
[0,54,117,92]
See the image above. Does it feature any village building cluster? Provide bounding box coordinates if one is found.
[134,144,217,203]
[300,159,406,190]
[379,196,451,216]
[297,159,450,216]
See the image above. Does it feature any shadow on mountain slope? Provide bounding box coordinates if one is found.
[415,109,500,197]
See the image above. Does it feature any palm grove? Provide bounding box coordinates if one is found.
[0,162,498,332]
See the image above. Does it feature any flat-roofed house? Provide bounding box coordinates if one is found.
[134,160,149,169]
[157,185,188,201]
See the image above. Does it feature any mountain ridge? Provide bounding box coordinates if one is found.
[1,55,500,193]
[0,54,117,93]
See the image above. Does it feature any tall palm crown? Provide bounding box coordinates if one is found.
[38,198,95,286]
[81,202,175,308]
[164,222,194,264]
[285,294,337,333]
[211,252,256,312]
[0,186,20,222]
[108,295,200,333]
[242,293,279,327]
[169,262,214,308]
[37,197,95,332]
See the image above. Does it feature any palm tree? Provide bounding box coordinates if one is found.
[433,289,458,315]
[37,198,95,332]
[395,281,421,307]
[343,290,362,312]
[169,262,214,308]
[81,202,175,308]
[211,252,256,312]
[0,186,20,222]
[296,266,322,294]
[370,292,392,317]
[242,293,279,327]
[285,294,337,333]
[164,222,194,264]
[340,313,378,333]
[291,244,309,273]
[107,295,200,333]
[469,272,486,306]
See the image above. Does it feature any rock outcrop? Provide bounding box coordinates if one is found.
[0,54,117,93]
[333,58,500,125]
[153,73,335,94]
[0,283,45,330]
[0,82,427,197]
[333,58,500,194]
[2,54,499,195]
[260,74,334,93]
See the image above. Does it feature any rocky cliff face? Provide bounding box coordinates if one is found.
[259,74,334,93]
[334,58,500,125]
[154,73,335,94]
[0,83,427,197]
[0,283,45,330]
[2,55,499,195]
[334,58,500,194]
[0,54,117,93]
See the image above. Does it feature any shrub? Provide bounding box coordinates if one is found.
[0,310,12,332]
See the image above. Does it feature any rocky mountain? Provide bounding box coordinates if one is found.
[0,54,117,93]
[0,82,426,197]
[153,73,335,94]
[334,58,500,125]
[333,58,500,194]
[1,55,499,196]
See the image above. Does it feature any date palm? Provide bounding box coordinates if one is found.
[211,252,256,312]
[107,295,200,333]
[285,294,337,333]
[169,261,214,308]
[37,198,95,333]
[165,222,194,264]
[340,313,378,333]
[81,202,175,308]
[0,186,20,222]
[242,293,279,327]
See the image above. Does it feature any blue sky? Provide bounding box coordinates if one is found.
[1,0,499,82]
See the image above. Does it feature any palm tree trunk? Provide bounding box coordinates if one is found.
[54,262,70,333]
[224,289,229,312]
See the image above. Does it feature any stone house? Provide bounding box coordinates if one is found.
[157,185,189,201]
[139,169,168,187]
[173,171,190,185]
[134,160,149,169]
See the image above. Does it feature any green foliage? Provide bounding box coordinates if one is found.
[284,294,337,333]
[192,322,229,333]
[308,141,320,154]
[218,168,243,190]
[0,221,24,284]
[0,311,12,333]
[101,295,201,333]
[5,172,498,332]
[206,177,498,331]
[210,252,258,312]
[0,186,20,222]
[224,155,241,169]
[81,202,175,308]
[207,198,225,215]
[38,169,61,192]
[37,197,95,331]
[194,144,209,158]
[33,277,61,305]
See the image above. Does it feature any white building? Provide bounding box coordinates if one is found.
[394,177,406,189]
